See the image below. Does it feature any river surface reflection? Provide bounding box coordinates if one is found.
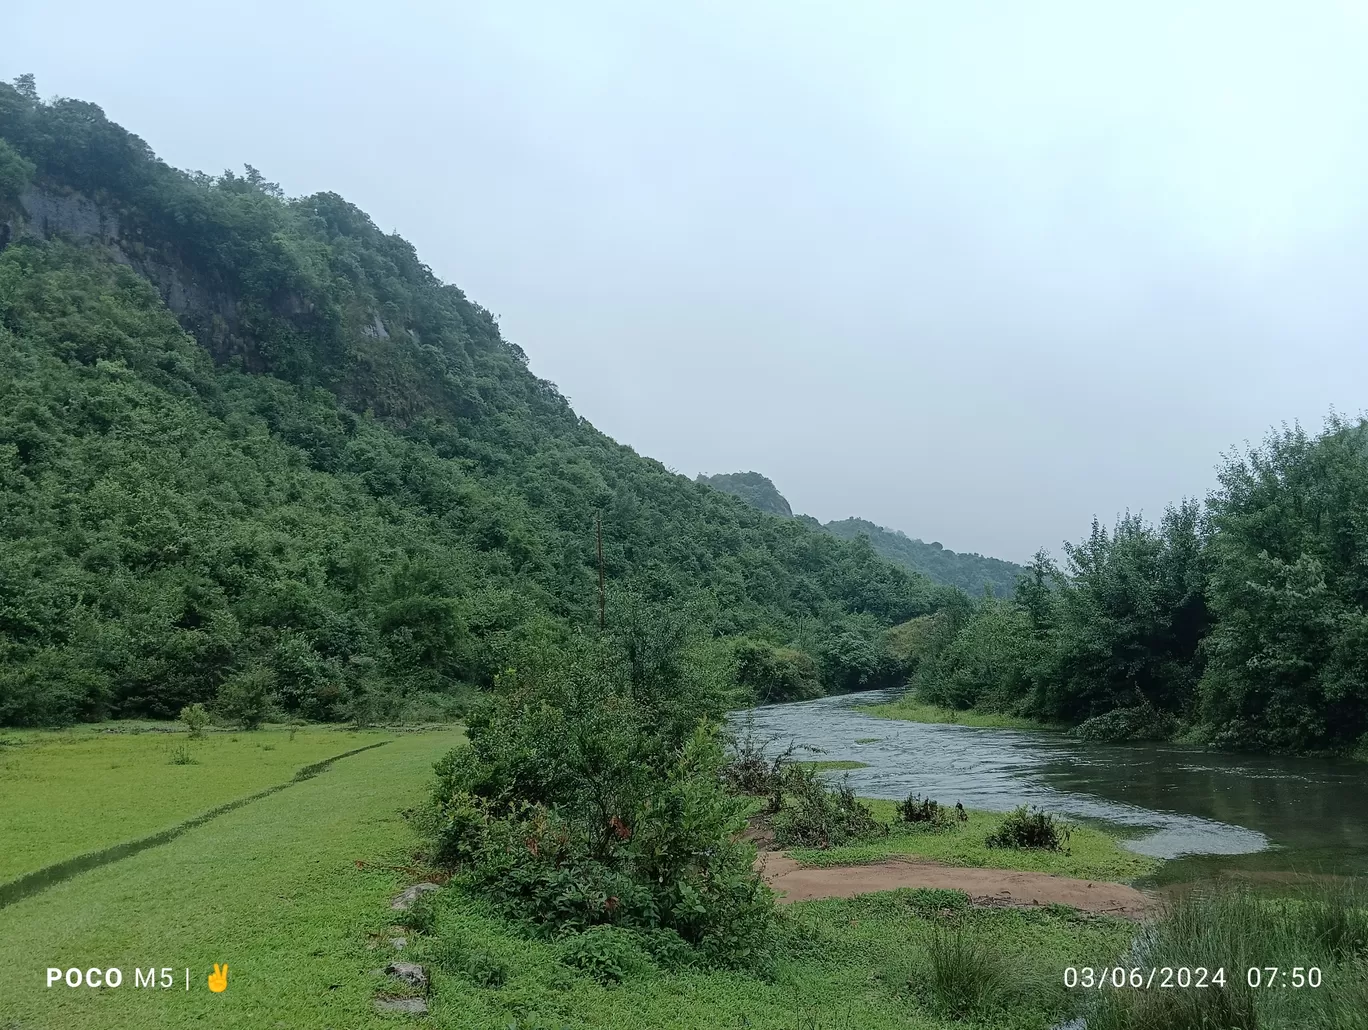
[733,691,1368,884]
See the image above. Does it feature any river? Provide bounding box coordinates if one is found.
[733,691,1368,885]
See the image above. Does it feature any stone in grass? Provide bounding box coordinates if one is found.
[390,936,407,950]
[390,882,440,911]
[374,997,428,1014]
[385,962,429,992]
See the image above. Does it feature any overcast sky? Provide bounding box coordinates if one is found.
[12,1,1368,561]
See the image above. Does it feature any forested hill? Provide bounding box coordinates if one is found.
[696,472,793,517]
[0,79,950,726]
[696,469,1022,597]
[823,518,1023,598]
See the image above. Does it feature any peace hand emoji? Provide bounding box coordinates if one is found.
[208,963,228,993]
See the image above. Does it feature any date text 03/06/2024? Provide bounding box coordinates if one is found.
[1064,967,1324,990]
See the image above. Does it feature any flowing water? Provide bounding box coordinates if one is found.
[734,692,1368,885]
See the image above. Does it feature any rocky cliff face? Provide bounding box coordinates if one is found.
[5,185,258,366]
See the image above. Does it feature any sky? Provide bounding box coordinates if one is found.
[11,0,1368,562]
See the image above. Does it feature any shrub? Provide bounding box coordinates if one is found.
[560,926,648,984]
[1071,705,1178,742]
[398,894,436,935]
[896,794,954,830]
[464,952,508,988]
[429,636,776,969]
[902,888,971,915]
[179,702,210,739]
[771,765,885,849]
[733,640,822,703]
[985,806,1070,851]
[721,716,793,798]
[216,667,276,729]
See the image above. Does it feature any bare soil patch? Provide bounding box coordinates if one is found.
[755,850,1154,918]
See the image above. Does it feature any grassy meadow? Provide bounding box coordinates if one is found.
[0,724,394,883]
[0,726,463,1029]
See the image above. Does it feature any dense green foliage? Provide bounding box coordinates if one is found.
[901,418,1368,753]
[824,517,1025,598]
[428,625,774,967]
[0,81,947,726]
[696,471,793,517]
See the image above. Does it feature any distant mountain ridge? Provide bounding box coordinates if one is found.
[694,472,793,517]
[698,472,1023,597]
[822,517,1022,598]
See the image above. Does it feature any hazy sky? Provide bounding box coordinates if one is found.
[12,1,1368,561]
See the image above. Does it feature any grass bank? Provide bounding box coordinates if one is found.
[857,698,1062,731]
[785,802,1160,882]
[0,726,463,1029]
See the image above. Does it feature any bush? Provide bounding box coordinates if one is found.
[896,794,954,831]
[216,667,275,730]
[560,925,648,984]
[1071,705,1178,742]
[902,888,970,915]
[179,702,210,739]
[464,952,508,988]
[721,716,793,798]
[429,636,776,969]
[985,806,1070,851]
[733,640,822,703]
[771,765,885,849]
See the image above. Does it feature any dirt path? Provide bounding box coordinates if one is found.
[756,851,1154,918]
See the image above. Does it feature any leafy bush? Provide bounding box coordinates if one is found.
[215,667,275,730]
[721,716,793,798]
[398,893,436,935]
[179,702,210,739]
[733,639,821,703]
[902,888,970,915]
[464,952,508,988]
[429,632,776,969]
[1072,705,1178,742]
[985,806,1070,851]
[560,925,648,984]
[771,765,885,849]
[896,794,954,830]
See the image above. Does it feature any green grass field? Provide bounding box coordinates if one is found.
[787,802,1160,881]
[856,699,1063,731]
[1,725,1149,1030]
[0,723,396,883]
[0,726,463,1029]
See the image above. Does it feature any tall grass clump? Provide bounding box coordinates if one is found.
[1083,882,1368,1030]
[918,926,1009,1018]
[985,805,1070,851]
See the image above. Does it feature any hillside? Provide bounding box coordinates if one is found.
[697,467,1022,597]
[0,80,945,726]
[824,518,1024,598]
[696,471,793,517]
